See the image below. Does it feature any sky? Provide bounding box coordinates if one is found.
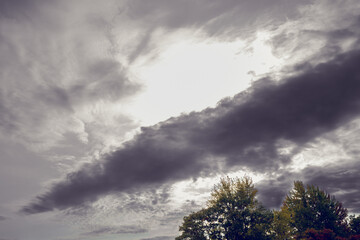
[1,0,360,239]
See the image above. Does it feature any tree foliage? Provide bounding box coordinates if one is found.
[272,205,294,240]
[303,228,338,240]
[350,215,360,235]
[176,176,273,240]
[176,177,360,240]
[283,181,348,238]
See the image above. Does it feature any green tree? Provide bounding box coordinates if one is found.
[350,215,360,235]
[272,205,294,240]
[175,209,208,240]
[176,176,273,240]
[283,181,348,238]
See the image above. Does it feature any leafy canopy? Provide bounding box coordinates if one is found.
[176,176,273,240]
[177,177,360,240]
[284,181,348,237]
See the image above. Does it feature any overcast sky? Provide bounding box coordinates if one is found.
[1,0,360,239]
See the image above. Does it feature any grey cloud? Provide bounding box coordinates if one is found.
[0,0,37,19]
[114,225,147,234]
[21,48,360,214]
[302,163,360,213]
[256,120,360,212]
[83,225,147,236]
[257,161,360,213]
[0,216,6,221]
[273,27,359,65]
[122,0,312,62]
[0,1,140,150]
[158,201,202,227]
[60,185,172,219]
[269,2,360,69]
[126,0,310,35]
[115,187,172,215]
[70,59,141,104]
[257,178,293,209]
[140,236,173,240]
[127,28,155,64]
[0,93,17,134]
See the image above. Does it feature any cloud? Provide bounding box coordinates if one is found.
[0,0,37,19]
[140,236,173,240]
[0,216,6,221]
[21,48,360,214]
[302,163,360,213]
[119,0,312,63]
[257,178,293,209]
[268,1,360,69]
[82,225,147,236]
[254,118,360,212]
[69,59,140,104]
[0,0,140,151]
[125,0,310,35]
[256,160,360,214]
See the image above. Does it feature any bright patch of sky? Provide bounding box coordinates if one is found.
[123,31,282,126]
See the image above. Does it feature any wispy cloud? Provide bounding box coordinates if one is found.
[82,225,147,236]
[120,0,312,63]
[0,0,140,152]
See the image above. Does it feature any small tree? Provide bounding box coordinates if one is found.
[283,181,348,238]
[176,176,273,240]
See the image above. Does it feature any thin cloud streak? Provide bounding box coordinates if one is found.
[22,49,360,214]
[122,0,312,63]
[82,225,147,236]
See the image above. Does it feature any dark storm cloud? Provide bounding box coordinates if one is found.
[22,49,360,214]
[257,178,293,209]
[0,0,37,19]
[256,160,360,213]
[302,163,360,213]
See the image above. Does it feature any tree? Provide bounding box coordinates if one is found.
[175,209,208,240]
[350,215,360,235]
[272,205,294,240]
[283,181,348,238]
[303,228,337,240]
[176,176,273,240]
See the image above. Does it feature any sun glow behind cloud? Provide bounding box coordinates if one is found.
[123,31,283,126]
